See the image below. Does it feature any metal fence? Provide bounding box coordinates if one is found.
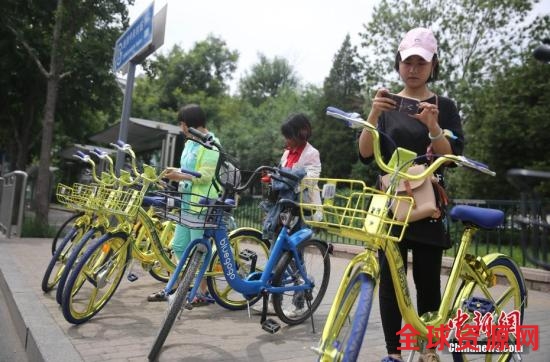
[232,196,535,268]
[0,171,28,238]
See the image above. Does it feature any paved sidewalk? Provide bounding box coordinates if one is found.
[1,234,549,362]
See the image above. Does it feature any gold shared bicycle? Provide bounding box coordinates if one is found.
[301,107,527,362]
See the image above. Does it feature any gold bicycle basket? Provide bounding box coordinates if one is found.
[299,178,414,243]
[56,183,100,211]
[94,186,145,218]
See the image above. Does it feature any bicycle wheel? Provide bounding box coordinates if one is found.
[452,255,527,362]
[132,209,176,283]
[148,245,205,361]
[146,221,176,283]
[272,238,330,325]
[319,272,375,362]
[41,222,86,293]
[55,226,104,304]
[61,231,130,324]
[206,228,270,310]
[51,211,84,254]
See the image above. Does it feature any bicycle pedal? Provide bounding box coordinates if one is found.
[127,273,139,282]
[239,249,257,261]
[261,318,281,334]
[462,296,495,314]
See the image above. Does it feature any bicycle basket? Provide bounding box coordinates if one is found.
[94,186,144,217]
[299,178,414,243]
[152,190,235,229]
[56,183,99,210]
[219,159,241,189]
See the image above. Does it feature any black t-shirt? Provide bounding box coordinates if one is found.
[360,95,464,247]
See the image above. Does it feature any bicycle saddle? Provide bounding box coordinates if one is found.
[450,205,504,229]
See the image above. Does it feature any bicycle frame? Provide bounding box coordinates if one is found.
[324,225,505,340]
[162,213,314,300]
[310,107,527,361]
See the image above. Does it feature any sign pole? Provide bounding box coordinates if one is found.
[115,61,136,173]
[111,1,166,174]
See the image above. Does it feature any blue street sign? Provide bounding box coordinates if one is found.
[113,2,154,72]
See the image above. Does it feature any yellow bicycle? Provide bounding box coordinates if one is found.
[42,157,120,294]
[301,107,527,362]
[59,142,270,324]
[47,143,177,306]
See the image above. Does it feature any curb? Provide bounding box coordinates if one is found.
[332,244,550,292]
[0,244,82,362]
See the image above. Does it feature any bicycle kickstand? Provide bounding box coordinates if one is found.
[306,296,316,334]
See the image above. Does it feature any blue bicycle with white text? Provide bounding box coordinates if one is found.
[147,128,331,361]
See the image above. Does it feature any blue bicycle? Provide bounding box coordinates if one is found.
[148,128,331,361]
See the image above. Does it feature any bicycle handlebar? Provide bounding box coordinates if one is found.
[165,167,202,179]
[185,127,301,194]
[73,147,165,186]
[326,106,496,180]
[109,140,140,176]
[181,168,202,178]
[188,127,221,150]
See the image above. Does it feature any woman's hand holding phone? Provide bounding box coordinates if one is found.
[383,92,420,114]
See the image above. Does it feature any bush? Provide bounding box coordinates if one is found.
[21,217,57,238]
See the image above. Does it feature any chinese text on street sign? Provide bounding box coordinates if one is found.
[112,2,154,72]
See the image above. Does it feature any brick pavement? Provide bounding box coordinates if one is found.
[1,235,549,362]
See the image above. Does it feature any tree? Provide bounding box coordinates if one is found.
[313,35,366,179]
[2,0,130,224]
[238,54,299,107]
[135,35,239,121]
[216,88,310,171]
[461,52,550,199]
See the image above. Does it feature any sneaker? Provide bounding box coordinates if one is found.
[283,306,306,318]
[251,301,276,315]
[147,290,167,302]
[198,291,215,304]
[190,291,215,307]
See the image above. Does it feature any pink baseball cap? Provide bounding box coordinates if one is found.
[398,27,437,62]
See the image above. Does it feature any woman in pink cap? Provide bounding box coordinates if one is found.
[358,27,465,362]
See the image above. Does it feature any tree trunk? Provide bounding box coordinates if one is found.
[35,78,59,224]
[34,0,65,225]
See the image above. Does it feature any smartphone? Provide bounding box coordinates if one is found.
[385,93,420,114]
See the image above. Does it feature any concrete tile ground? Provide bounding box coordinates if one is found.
[1,232,549,361]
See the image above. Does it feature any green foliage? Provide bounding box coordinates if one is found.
[238,54,299,106]
[315,35,365,178]
[136,36,239,118]
[460,54,550,199]
[215,88,317,171]
[0,0,130,171]
[21,217,58,238]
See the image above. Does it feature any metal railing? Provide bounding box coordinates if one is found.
[232,196,542,268]
[0,171,28,238]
